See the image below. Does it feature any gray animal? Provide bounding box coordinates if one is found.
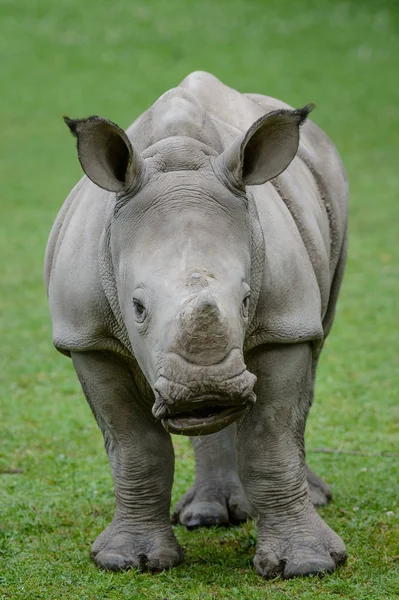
[45,71,348,578]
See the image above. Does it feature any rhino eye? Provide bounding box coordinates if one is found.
[133,298,147,323]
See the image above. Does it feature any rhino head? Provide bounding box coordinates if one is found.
[64,103,312,436]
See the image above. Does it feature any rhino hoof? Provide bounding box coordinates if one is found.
[180,501,231,529]
[172,479,251,529]
[254,507,346,579]
[91,520,183,572]
[92,547,183,572]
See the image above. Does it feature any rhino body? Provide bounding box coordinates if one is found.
[45,72,348,578]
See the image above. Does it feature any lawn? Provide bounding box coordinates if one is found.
[0,0,398,598]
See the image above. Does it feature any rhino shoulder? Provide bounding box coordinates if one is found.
[245,127,347,349]
[46,180,125,356]
[246,183,325,350]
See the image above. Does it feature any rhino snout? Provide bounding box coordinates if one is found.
[177,291,232,364]
[151,348,257,424]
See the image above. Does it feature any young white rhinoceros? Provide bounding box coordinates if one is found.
[45,71,348,578]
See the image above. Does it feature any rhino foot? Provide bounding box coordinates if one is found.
[306,465,332,507]
[172,476,251,529]
[254,504,346,579]
[91,518,183,572]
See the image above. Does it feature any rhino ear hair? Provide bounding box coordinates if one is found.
[215,104,314,188]
[63,115,146,193]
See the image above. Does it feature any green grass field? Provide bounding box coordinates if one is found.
[1,0,398,598]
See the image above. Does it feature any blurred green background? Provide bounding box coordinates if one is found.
[1,0,398,598]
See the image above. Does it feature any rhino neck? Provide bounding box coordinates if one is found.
[245,191,265,347]
[126,87,224,154]
[98,202,133,357]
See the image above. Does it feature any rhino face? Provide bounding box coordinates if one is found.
[111,159,256,435]
[65,103,312,435]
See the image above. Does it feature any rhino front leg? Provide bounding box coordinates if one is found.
[238,343,346,579]
[71,351,183,572]
[172,425,251,528]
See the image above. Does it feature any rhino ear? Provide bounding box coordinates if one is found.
[215,104,314,187]
[63,115,145,193]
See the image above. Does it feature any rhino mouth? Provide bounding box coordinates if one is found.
[159,395,254,436]
[162,405,247,435]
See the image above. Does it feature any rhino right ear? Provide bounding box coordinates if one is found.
[213,104,314,188]
[63,115,146,193]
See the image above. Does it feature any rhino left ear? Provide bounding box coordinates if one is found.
[64,115,146,193]
[214,104,314,187]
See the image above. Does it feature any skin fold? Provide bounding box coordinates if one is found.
[45,71,348,578]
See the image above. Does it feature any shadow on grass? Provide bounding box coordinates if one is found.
[173,520,257,571]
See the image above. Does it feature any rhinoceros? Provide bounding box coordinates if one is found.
[45,71,348,578]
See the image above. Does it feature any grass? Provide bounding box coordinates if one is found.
[1,0,398,598]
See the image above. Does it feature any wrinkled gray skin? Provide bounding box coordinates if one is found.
[45,72,348,578]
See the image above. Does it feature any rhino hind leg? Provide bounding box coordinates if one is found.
[173,427,330,529]
[306,465,332,506]
[172,425,252,528]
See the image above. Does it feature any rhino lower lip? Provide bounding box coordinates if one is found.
[161,404,248,436]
